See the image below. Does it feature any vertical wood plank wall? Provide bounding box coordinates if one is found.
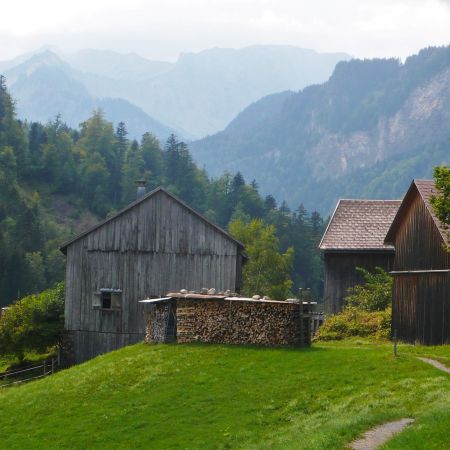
[391,193,450,345]
[323,252,394,313]
[393,273,450,344]
[64,190,243,363]
[392,194,449,271]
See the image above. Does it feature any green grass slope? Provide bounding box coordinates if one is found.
[1,342,450,449]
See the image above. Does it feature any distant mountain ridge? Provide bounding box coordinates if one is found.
[0,45,350,139]
[73,45,350,137]
[190,45,450,214]
[3,51,179,142]
[64,49,173,81]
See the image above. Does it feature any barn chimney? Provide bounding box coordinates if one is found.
[135,180,147,199]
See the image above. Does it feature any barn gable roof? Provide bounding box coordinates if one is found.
[319,199,401,252]
[385,179,449,246]
[60,186,244,253]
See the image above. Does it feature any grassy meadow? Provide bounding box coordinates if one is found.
[0,341,449,449]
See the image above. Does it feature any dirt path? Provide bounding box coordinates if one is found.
[349,356,450,449]
[349,418,414,450]
[417,357,450,374]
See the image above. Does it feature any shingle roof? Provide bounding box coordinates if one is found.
[319,199,401,251]
[385,180,449,246]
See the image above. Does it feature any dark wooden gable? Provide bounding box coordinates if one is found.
[385,180,450,270]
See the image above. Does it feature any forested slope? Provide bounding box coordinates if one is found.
[190,45,450,214]
[0,78,324,306]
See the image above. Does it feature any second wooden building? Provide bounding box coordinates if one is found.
[319,199,401,313]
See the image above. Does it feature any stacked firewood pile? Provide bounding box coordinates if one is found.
[176,299,311,346]
[146,303,172,343]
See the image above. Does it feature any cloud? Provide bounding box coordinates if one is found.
[0,0,449,61]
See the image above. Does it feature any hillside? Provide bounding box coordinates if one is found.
[190,45,450,214]
[1,46,350,138]
[1,342,450,449]
[3,51,179,142]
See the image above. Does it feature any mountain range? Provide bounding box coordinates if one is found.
[0,46,350,139]
[2,51,179,142]
[190,45,450,214]
[2,44,448,216]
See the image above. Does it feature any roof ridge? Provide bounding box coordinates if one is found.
[338,199,402,202]
[339,198,402,203]
[60,186,244,252]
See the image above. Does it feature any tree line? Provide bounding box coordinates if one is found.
[0,75,325,306]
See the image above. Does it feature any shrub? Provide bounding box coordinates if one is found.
[314,307,392,341]
[0,283,64,361]
[315,267,393,341]
[345,267,393,311]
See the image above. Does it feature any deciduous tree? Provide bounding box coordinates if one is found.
[431,165,450,248]
[229,219,294,299]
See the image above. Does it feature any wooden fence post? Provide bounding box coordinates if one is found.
[393,329,398,357]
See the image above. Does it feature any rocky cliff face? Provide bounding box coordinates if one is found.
[308,67,450,181]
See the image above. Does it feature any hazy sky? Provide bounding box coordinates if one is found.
[1,0,450,61]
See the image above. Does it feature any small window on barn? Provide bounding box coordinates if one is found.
[93,289,122,310]
[102,291,112,308]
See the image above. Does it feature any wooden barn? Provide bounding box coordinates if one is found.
[384,180,450,345]
[60,187,246,363]
[319,199,401,313]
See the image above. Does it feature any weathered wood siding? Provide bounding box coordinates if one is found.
[391,192,450,345]
[392,194,449,271]
[393,273,450,345]
[323,252,394,313]
[64,190,243,363]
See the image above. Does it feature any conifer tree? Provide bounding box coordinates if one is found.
[141,132,164,188]
[121,139,146,204]
[113,122,128,202]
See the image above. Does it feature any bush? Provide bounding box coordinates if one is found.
[314,307,392,341]
[0,283,64,361]
[345,267,393,311]
[315,267,393,342]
